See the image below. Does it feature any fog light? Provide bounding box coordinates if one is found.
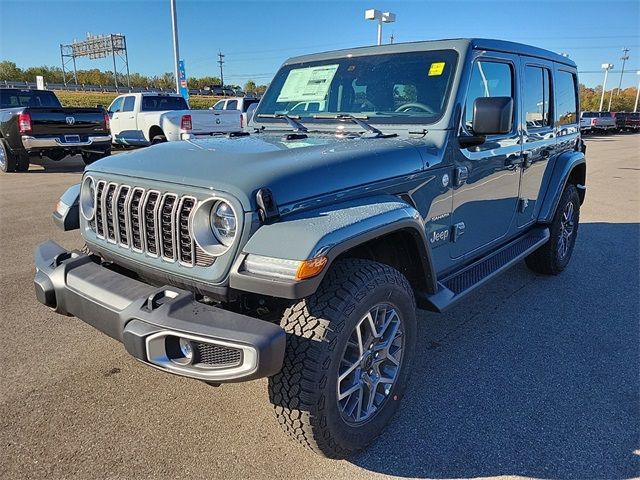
[179,338,194,361]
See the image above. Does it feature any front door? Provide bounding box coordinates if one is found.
[518,60,556,227]
[450,54,523,259]
[108,96,124,143]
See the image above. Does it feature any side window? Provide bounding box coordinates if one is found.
[464,61,514,131]
[556,71,578,126]
[226,100,238,110]
[524,66,552,129]
[109,97,124,113]
[122,96,135,112]
[212,101,224,111]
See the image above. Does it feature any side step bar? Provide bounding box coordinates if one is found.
[420,227,550,312]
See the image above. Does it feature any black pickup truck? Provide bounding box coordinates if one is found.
[0,88,111,173]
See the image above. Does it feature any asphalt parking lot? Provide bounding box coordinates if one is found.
[1,135,638,480]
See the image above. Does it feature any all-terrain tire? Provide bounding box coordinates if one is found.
[151,135,167,145]
[268,258,417,458]
[525,183,580,275]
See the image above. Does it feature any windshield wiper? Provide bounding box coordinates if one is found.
[312,114,385,138]
[256,113,308,132]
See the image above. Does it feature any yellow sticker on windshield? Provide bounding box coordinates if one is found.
[428,62,446,76]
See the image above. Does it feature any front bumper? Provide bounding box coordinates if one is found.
[22,134,112,150]
[33,240,285,383]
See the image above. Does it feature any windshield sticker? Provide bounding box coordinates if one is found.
[276,64,339,103]
[428,62,446,76]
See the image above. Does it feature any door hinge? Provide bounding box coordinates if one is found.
[451,222,466,242]
[518,198,529,213]
[454,166,468,186]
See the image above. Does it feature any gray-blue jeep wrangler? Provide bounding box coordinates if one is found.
[34,38,586,458]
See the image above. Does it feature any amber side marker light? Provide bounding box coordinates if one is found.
[296,256,328,280]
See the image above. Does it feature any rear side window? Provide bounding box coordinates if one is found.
[556,71,578,126]
[464,61,513,131]
[122,96,135,112]
[226,100,238,110]
[141,95,188,111]
[523,66,552,129]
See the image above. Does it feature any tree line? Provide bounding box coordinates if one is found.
[0,61,268,94]
[1,60,638,110]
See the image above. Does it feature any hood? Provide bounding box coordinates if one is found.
[88,134,428,211]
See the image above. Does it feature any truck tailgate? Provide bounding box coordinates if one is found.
[26,108,107,136]
[192,109,241,134]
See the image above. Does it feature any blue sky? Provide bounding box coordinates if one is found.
[1,0,639,88]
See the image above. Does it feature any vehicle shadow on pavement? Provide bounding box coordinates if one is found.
[349,222,639,479]
[26,156,85,174]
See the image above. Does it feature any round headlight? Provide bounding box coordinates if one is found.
[80,176,96,221]
[210,201,237,246]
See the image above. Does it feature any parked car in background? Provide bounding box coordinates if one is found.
[210,96,261,129]
[0,88,110,173]
[614,111,640,132]
[204,85,237,96]
[35,38,586,459]
[580,111,616,134]
[107,92,241,146]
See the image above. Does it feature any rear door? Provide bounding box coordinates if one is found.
[517,59,556,227]
[450,53,523,259]
[117,95,142,143]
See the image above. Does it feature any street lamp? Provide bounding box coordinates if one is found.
[365,9,396,46]
[634,71,640,113]
[600,63,614,112]
[170,0,181,94]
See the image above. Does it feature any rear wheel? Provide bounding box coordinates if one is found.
[0,140,17,173]
[81,150,110,165]
[268,259,416,458]
[151,135,167,145]
[526,183,580,275]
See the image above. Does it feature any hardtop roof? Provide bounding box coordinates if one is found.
[286,38,577,68]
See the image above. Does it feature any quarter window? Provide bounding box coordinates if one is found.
[524,66,552,129]
[464,61,514,131]
[556,71,578,126]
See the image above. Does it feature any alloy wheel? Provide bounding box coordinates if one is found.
[337,303,404,425]
[557,201,576,259]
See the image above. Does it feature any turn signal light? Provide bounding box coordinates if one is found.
[18,113,32,133]
[296,256,328,280]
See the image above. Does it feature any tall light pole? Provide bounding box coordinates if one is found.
[634,71,640,112]
[170,0,181,94]
[617,47,630,95]
[365,9,396,46]
[600,63,613,112]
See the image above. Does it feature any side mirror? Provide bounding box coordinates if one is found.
[96,104,105,110]
[472,97,513,135]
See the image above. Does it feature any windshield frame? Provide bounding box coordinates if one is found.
[254,48,460,127]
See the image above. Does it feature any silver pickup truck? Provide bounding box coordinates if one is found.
[580,111,616,134]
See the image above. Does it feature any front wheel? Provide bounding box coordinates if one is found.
[526,183,580,275]
[268,259,416,458]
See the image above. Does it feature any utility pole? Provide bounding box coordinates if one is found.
[635,71,640,112]
[617,47,630,95]
[217,51,225,87]
[390,32,395,44]
[170,0,181,94]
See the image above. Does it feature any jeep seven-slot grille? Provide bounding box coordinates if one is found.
[92,181,215,267]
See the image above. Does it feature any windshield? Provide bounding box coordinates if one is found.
[0,89,62,109]
[256,49,458,124]
[141,95,188,111]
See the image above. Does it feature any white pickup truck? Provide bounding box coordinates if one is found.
[210,96,260,130]
[107,92,241,146]
[580,111,616,134]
